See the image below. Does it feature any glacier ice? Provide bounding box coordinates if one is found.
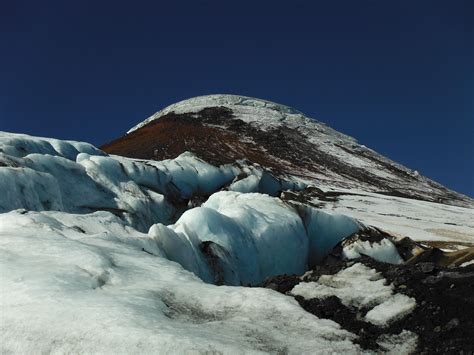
[2,130,439,352]
[0,131,104,159]
[0,209,360,354]
[0,131,362,286]
[342,238,404,265]
[297,206,362,267]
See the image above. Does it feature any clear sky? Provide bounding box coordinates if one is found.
[1,0,473,196]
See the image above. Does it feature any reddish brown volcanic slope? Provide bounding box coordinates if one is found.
[102,107,313,175]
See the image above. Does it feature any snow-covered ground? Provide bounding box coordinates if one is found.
[0,131,363,353]
[0,210,360,354]
[314,189,474,245]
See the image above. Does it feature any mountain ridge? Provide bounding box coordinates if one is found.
[102,94,473,208]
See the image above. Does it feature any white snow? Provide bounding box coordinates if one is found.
[0,131,362,286]
[365,293,416,326]
[291,263,394,308]
[342,238,404,264]
[314,189,474,244]
[229,174,261,193]
[377,330,419,354]
[0,131,382,352]
[460,260,474,267]
[227,166,306,196]
[149,191,347,286]
[197,192,308,284]
[1,132,303,232]
[0,131,104,159]
[0,209,359,354]
[127,94,308,134]
[290,263,416,326]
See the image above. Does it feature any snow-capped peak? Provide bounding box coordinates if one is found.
[128,94,307,133]
[128,94,356,145]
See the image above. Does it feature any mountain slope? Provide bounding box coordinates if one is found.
[102,94,472,207]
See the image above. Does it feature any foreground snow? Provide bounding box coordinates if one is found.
[0,131,472,353]
[0,210,359,354]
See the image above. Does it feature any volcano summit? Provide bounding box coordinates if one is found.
[103,94,471,207]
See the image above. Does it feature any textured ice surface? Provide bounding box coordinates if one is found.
[377,330,419,354]
[343,238,404,264]
[365,293,417,326]
[0,131,362,286]
[148,191,349,285]
[299,207,361,266]
[198,192,308,284]
[0,210,359,354]
[0,131,104,159]
[0,132,370,352]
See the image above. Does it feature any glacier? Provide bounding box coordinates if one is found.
[0,132,359,286]
[0,131,371,353]
[1,209,360,353]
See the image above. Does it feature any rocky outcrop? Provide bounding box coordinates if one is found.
[260,230,474,353]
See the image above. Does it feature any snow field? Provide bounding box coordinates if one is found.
[316,190,474,244]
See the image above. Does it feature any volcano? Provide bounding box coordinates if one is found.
[102,94,471,207]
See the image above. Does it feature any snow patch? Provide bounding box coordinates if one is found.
[290,263,416,327]
[342,238,404,264]
[291,263,393,308]
[460,260,474,267]
[377,330,419,354]
[365,293,416,326]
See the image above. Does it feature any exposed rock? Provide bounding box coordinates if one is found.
[260,243,474,353]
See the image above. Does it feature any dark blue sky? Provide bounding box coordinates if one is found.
[1,0,473,196]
